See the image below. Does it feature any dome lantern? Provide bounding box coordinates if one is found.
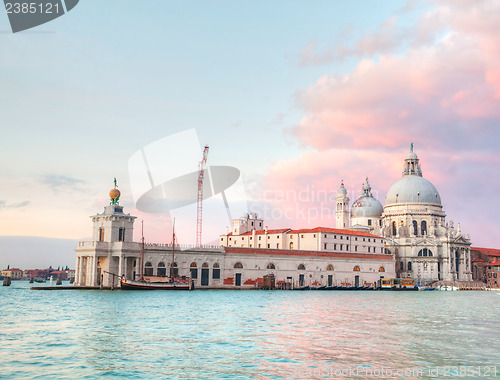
[402,142,422,177]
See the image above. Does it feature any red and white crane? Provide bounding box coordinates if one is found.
[196,145,209,247]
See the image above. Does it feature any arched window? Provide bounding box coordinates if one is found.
[421,221,427,235]
[412,220,418,236]
[408,261,412,271]
[157,262,166,277]
[379,267,385,272]
[267,263,275,269]
[202,262,209,268]
[289,242,294,249]
[418,248,433,257]
[212,263,220,279]
[190,262,198,279]
[326,264,334,271]
[234,262,243,269]
[298,264,305,270]
[144,261,153,276]
[353,266,360,271]
[392,221,397,236]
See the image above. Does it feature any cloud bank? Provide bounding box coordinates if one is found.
[258,0,500,247]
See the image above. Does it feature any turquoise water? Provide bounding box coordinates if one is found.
[0,282,499,379]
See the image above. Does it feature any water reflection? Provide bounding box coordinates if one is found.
[0,283,499,379]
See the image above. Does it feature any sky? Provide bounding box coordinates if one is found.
[1,0,500,268]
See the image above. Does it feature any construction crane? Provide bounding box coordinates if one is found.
[196,146,209,247]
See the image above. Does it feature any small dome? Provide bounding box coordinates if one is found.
[337,182,347,197]
[351,196,383,218]
[406,151,418,160]
[385,176,441,206]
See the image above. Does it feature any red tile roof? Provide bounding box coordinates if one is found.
[472,258,486,262]
[471,247,500,257]
[488,261,500,266]
[224,246,392,260]
[237,228,291,236]
[225,227,381,238]
[289,227,380,238]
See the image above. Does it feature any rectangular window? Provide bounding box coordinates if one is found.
[250,237,252,240]
[334,244,337,250]
[324,234,327,238]
[99,228,104,242]
[368,219,372,226]
[267,244,270,248]
[259,236,261,240]
[212,268,220,279]
[258,244,261,248]
[340,236,343,239]
[118,228,125,242]
[301,235,304,238]
[368,247,371,253]
[355,246,358,252]
[191,268,198,279]
[324,243,327,249]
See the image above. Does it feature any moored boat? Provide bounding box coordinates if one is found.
[120,220,192,291]
[121,278,191,290]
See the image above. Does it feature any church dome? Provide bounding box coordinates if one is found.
[351,178,383,218]
[385,145,441,206]
[385,176,441,206]
[352,196,384,217]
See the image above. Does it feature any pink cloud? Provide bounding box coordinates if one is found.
[258,0,500,248]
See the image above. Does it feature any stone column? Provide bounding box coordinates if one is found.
[118,255,123,279]
[75,256,80,285]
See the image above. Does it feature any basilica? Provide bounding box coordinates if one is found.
[74,146,472,288]
[335,146,472,282]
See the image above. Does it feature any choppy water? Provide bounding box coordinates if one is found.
[0,282,499,379]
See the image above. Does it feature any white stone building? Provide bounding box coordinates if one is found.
[75,198,395,289]
[335,146,472,283]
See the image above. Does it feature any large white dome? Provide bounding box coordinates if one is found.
[385,176,441,206]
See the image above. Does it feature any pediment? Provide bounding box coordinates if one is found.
[414,237,436,246]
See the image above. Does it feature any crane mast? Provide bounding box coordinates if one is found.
[196,146,209,247]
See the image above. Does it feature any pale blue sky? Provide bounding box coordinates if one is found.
[4,0,499,268]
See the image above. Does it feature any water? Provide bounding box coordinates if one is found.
[0,282,499,379]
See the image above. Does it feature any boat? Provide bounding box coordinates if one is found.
[33,277,46,283]
[121,277,191,290]
[380,278,418,291]
[120,220,192,291]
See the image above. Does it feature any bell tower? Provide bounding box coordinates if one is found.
[336,181,350,229]
[91,179,136,243]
